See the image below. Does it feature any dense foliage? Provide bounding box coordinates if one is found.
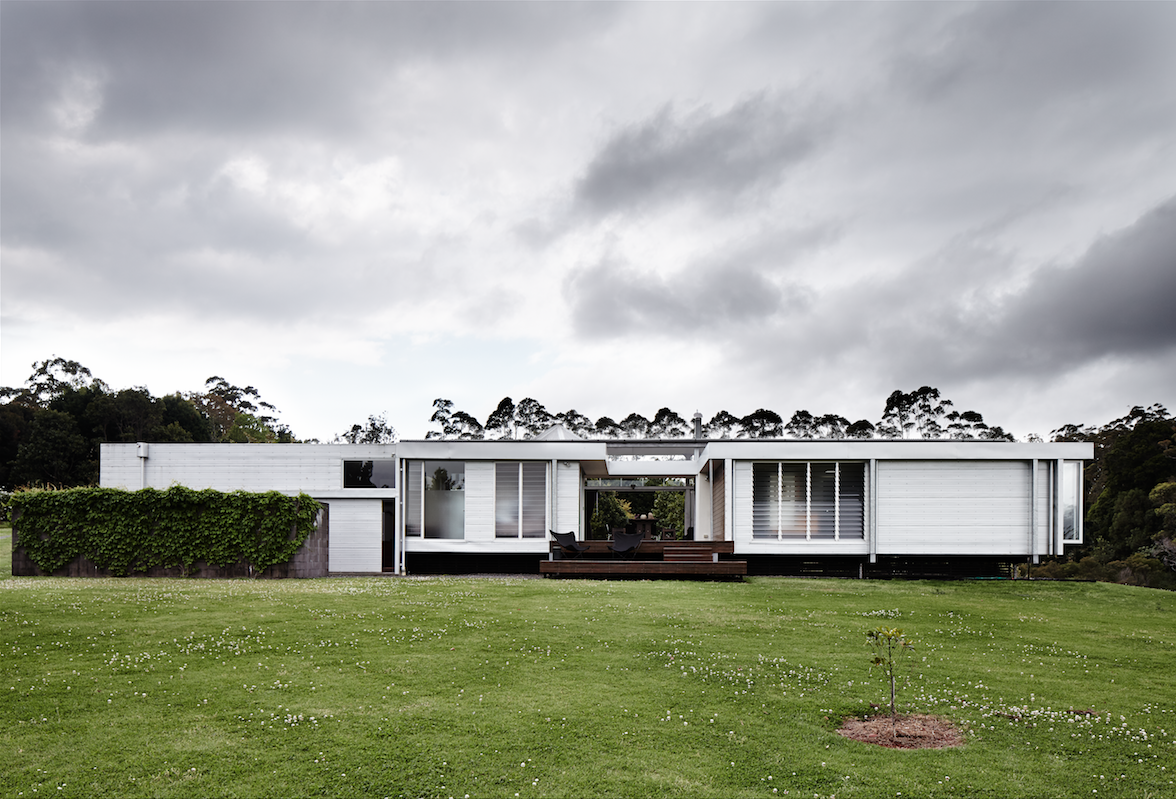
[588,491,632,539]
[1029,404,1176,586]
[0,358,295,489]
[10,486,320,576]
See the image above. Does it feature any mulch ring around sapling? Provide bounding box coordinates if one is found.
[837,713,965,749]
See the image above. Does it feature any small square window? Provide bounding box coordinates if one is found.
[344,460,397,488]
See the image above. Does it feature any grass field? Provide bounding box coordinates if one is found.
[2,547,1174,798]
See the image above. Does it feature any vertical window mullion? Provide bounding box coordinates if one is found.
[777,463,783,541]
[834,463,840,541]
[517,462,524,538]
[805,462,811,540]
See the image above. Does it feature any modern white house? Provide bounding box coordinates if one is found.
[100,430,1093,577]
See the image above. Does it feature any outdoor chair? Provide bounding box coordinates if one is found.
[550,530,590,559]
[610,531,643,559]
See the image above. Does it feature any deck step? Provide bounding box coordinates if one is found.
[663,546,715,562]
[540,559,746,578]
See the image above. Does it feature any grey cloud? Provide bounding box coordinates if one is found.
[572,93,828,218]
[977,195,1176,370]
[825,196,1176,386]
[888,2,1176,119]
[565,253,813,340]
[1,2,620,140]
[718,195,1176,401]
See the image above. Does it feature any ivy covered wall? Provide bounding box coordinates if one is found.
[11,486,323,578]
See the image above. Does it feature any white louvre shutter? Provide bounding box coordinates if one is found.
[521,462,547,538]
[495,462,519,538]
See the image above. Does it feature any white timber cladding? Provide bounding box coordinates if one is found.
[876,461,1032,555]
[99,443,398,493]
[464,462,495,541]
[710,461,725,542]
[328,499,383,573]
[556,462,581,536]
[732,461,752,542]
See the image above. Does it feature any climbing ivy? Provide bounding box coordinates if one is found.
[10,486,321,576]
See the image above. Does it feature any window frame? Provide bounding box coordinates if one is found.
[342,459,397,489]
[751,461,865,541]
[495,461,548,539]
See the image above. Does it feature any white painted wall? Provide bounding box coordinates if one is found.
[327,499,383,573]
[876,461,1032,555]
[557,462,581,536]
[100,443,397,492]
[464,462,496,541]
[695,469,713,541]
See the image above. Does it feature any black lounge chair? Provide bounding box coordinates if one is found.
[610,531,643,559]
[550,530,590,558]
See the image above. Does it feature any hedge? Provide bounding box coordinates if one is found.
[10,486,321,576]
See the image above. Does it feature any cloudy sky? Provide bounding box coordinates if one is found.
[2,1,1174,440]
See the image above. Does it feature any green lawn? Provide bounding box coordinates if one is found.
[1,569,1173,798]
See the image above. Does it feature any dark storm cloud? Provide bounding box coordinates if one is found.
[791,196,1176,386]
[977,195,1176,370]
[572,93,828,218]
[1,1,619,139]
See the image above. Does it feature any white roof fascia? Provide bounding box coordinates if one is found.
[698,440,1095,461]
[396,439,608,461]
[604,459,700,477]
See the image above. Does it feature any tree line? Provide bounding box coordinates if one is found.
[423,386,1016,442]
[3,357,1172,586]
[0,358,301,488]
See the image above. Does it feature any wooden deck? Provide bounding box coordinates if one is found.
[539,540,746,579]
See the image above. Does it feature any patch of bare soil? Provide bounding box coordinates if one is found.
[837,714,965,749]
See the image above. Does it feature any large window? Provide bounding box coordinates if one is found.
[496,462,547,538]
[405,461,465,539]
[752,462,865,540]
[1062,461,1081,542]
[343,460,397,488]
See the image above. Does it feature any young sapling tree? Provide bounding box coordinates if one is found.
[867,625,916,717]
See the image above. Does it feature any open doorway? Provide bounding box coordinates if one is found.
[381,500,396,571]
[584,477,694,540]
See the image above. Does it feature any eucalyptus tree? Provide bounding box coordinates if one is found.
[594,416,622,438]
[740,408,784,438]
[944,410,988,440]
[620,412,651,438]
[425,398,453,439]
[516,398,553,439]
[339,413,397,444]
[704,410,741,438]
[911,386,953,439]
[878,389,916,439]
[450,411,485,440]
[815,414,852,439]
[556,409,594,437]
[649,407,689,438]
[485,397,516,439]
[784,410,816,439]
[846,419,876,439]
